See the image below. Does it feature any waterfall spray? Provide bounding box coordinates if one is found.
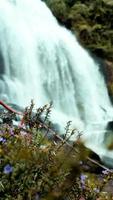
[0,0,113,166]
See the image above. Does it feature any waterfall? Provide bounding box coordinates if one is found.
[0,0,113,165]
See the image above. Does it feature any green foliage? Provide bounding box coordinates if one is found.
[45,0,113,62]
[45,0,68,23]
[0,102,113,199]
[45,0,113,100]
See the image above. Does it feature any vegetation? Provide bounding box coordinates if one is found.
[44,0,113,101]
[0,1,113,199]
[0,102,113,199]
[44,0,113,61]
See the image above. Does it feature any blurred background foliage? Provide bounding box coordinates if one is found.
[43,0,113,101]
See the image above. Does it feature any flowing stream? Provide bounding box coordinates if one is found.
[0,0,113,165]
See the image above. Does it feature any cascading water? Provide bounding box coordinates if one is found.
[0,0,113,165]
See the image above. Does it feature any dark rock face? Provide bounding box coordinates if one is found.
[104,61,113,102]
[104,121,113,155]
[106,121,113,130]
[101,155,113,168]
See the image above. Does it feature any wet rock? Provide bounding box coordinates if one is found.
[104,121,113,150]
[101,155,113,168]
[106,121,113,130]
[0,103,23,125]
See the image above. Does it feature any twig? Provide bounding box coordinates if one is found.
[0,100,22,115]
[87,157,113,172]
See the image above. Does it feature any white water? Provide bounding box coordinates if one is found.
[0,0,113,165]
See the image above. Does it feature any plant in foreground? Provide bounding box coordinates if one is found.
[0,101,113,200]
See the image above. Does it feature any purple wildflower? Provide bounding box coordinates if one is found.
[9,128,14,136]
[80,174,87,182]
[0,137,6,143]
[3,164,13,174]
[93,188,100,193]
[102,169,109,175]
[80,174,87,189]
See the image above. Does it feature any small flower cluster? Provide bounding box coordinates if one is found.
[3,164,13,174]
[80,174,88,189]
